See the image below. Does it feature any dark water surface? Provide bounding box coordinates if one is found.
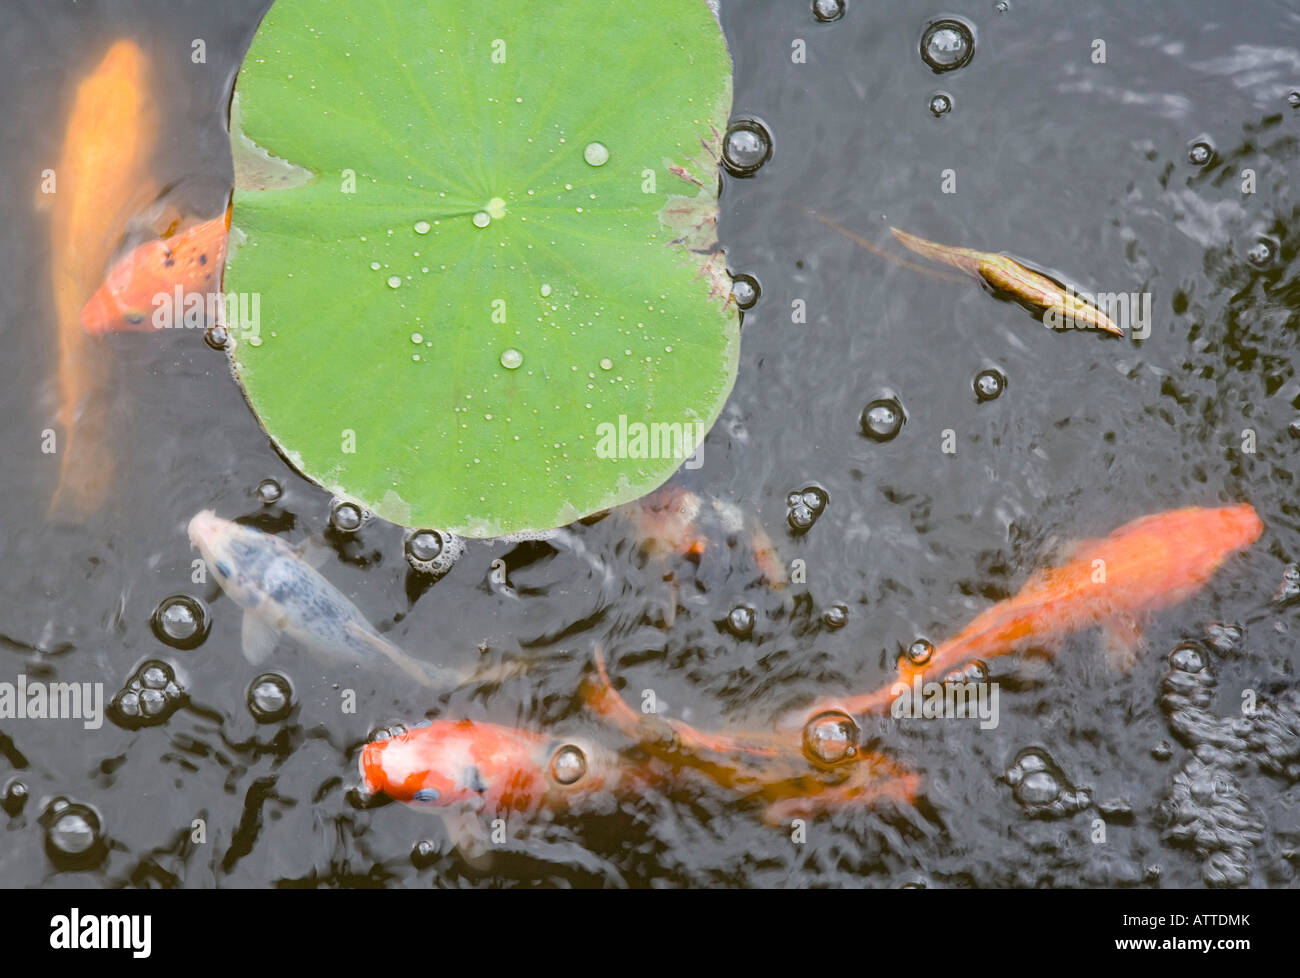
[2,0,1299,887]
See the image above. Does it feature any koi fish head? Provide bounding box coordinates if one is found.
[80,213,230,336]
[360,721,615,813]
[187,510,283,610]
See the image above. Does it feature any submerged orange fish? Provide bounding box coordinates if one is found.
[80,208,230,334]
[48,40,158,516]
[584,648,919,823]
[361,646,919,834]
[793,504,1264,722]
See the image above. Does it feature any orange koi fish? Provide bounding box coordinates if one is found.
[361,721,628,816]
[361,653,920,833]
[583,649,919,823]
[47,40,158,517]
[795,504,1263,722]
[81,208,230,334]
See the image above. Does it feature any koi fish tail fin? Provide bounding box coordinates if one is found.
[762,754,922,826]
[582,646,644,739]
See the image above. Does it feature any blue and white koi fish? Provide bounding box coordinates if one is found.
[188,510,462,687]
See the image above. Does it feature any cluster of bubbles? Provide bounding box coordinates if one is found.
[41,797,106,871]
[151,594,209,650]
[722,119,773,177]
[860,396,905,442]
[786,486,828,532]
[1275,564,1300,606]
[110,660,186,729]
[1003,748,1093,818]
[1153,629,1300,886]
[404,528,466,577]
[247,672,294,723]
[730,273,760,311]
[919,19,975,73]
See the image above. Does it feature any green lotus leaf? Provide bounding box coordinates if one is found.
[226,0,738,536]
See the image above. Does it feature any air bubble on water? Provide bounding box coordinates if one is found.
[803,711,859,765]
[812,0,846,23]
[907,639,934,665]
[501,348,523,369]
[414,221,431,234]
[411,839,439,868]
[255,478,282,505]
[1187,139,1214,166]
[920,18,975,72]
[730,273,760,310]
[974,368,1006,402]
[722,119,773,177]
[2,778,28,817]
[247,673,294,723]
[994,0,1009,11]
[151,595,209,650]
[861,397,905,441]
[929,92,952,117]
[204,324,229,350]
[583,142,609,166]
[1246,237,1277,268]
[1169,642,1206,674]
[550,745,588,784]
[330,500,365,532]
[726,605,755,638]
[823,603,849,628]
[43,799,105,869]
[405,528,465,577]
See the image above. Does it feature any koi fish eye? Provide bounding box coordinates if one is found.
[125,311,145,325]
[413,788,440,803]
[549,744,587,786]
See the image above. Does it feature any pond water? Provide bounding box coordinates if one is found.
[2,0,1299,887]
